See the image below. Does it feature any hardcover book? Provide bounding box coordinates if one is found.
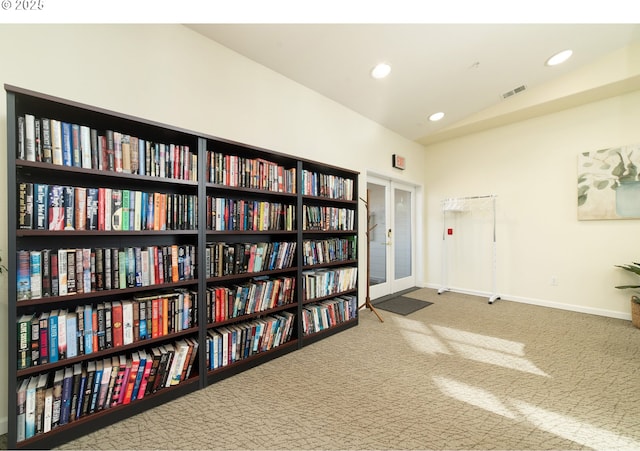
[18,183,33,230]
[50,119,63,165]
[41,117,52,163]
[50,369,64,429]
[16,378,29,442]
[48,185,65,231]
[33,183,48,230]
[61,122,73,167]
[29,250,42,300]
[71,123,81,168]
[17,313,32,370]
[48,309,59,363]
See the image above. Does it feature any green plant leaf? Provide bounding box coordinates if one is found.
[595,180,609,190]
[578,194,587,206]
[615,264,640,276]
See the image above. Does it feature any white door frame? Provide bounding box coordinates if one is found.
[366,172,421,300]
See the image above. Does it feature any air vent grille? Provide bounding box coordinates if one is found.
[501,84,527,100]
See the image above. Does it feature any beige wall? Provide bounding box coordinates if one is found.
[0,24,426,433]
[424,89,640,317]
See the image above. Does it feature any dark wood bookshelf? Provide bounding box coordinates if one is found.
[6,84,358,449]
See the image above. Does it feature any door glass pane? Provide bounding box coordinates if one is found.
[394,188,412,279]
[367,183,387,286]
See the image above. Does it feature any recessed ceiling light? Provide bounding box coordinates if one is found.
[371,63,391,79]
[429,112,445,122]
[546,49,573,67]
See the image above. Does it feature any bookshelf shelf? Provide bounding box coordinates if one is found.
[206,269,297,284]
[302,288,358,305]
[6,84,358,450]
[15,278,198,307]
[16,326,200,378]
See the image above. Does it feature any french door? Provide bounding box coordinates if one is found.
[367,175,416,300]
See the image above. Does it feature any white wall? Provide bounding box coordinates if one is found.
[424,89,640,318]
[0,24,426,435]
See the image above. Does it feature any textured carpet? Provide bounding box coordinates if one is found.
[8,288,639,450]
[374,295,433,315]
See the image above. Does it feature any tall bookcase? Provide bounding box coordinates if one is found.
[5,85,359,449]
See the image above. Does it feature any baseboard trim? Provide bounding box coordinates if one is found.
[1,416,7,435]
[423,283,632,321]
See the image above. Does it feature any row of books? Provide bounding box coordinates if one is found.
[17,245,196,301]
[302,266,358,301]
[205,311,295,370]
[206,196,296,231]
[204,241,296,278]
[302,237,358,266]
[17,114,198,181]
[206,276,296,323]
[18,183,198,232]
[206,151,296,194]
[16,339,198,442]
[302,205,356,231]
[302,295,358,336]
[301,169,355,201]
[17,290,197,369]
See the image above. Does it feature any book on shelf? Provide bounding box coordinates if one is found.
[74,365,87,421]
[18,182,33,230]
[17,313,33,370]
[151,345,171,393]
[34,373,48,436]
[42,386,53,434]
[88,359,103,414]
[110,354,127,407]
[104,355,120,410]
[16,250,30,300]
[104,301,113,349]
[40,117,52,163]
[135,350,154,400]
[50,252,59,297]
[91,308,99,354]
[34,183,48,230]
[69,362,82,421]
[66,312,78,359]
[130,350,147,401]
[37,312,49,366]
[59,365,74,426]
[80,125,92,169]
[29,314,40,366]
[71,123,81,168]
[29,250,43,300]
[24,114,36,162]
[48,310,59,364]
[41,248,51,298]
[57,308,67,360]
[24,376,38,439]
[16,378,29,442]
[50,368,64,430]
[94,358,113,411]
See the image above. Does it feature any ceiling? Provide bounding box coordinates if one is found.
[187,24,640,145]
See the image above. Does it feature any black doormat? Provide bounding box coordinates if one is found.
[374,296,433,316]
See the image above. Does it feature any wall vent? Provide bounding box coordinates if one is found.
[501,84,527,100]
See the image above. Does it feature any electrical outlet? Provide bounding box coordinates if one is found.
[550,276,558,286]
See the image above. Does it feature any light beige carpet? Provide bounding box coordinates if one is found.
[7,288,640,450]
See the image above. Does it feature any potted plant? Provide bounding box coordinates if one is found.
[614,262,640,328]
